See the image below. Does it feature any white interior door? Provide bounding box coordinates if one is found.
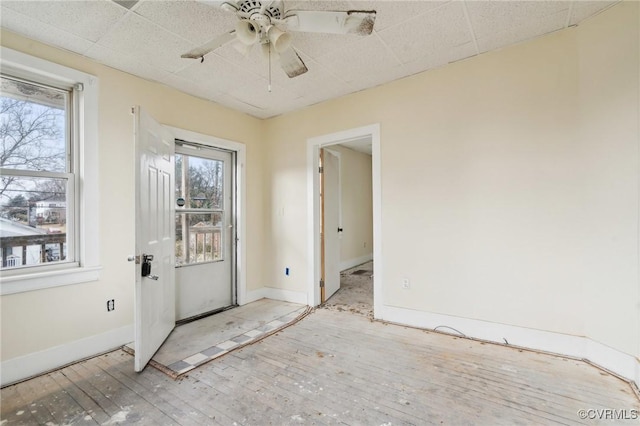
[322,149,341,301]
[133,106,175,372]
[175,145,234,321]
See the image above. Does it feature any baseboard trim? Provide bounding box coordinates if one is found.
[1,324,133,387]
[244,287,308,305]
[340,253,373,272]
[380,305,640,387]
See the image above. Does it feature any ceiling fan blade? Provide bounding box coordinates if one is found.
[283,10,376,35]
[181,30,236,59]
[279,47,308,78]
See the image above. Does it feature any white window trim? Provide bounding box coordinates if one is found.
[0,47,101,295]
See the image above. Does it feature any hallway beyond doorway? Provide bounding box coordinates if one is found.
[321,261,373,318]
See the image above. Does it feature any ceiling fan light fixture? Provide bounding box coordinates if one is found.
[236,19,261,45]
[267,26,292,53]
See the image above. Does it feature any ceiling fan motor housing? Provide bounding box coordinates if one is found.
[237,0,282,20]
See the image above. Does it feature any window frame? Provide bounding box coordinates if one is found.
[0,47,100,295]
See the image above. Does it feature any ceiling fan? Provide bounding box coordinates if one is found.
[181,0,377,79]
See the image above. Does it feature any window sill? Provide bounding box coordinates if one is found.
[0,266,102,295]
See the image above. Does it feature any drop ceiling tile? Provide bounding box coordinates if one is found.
[162,72,224,102]
[85,43,175,85]
[176,53,261,95]
[0,6,95,55]
[475,9,567,54]
[347,0,449,31]
[96,12,195,73]
[226,77,301,110]
[1,0,127,43]
[289,31,363,59]
[377,1,472,65]
[271,59,353,100]
[466,1,571,39]
[215,93,272,118]
[569,1,618,26]
[314,35,401,85]
[134,0,237,45]
[286,0,353,13]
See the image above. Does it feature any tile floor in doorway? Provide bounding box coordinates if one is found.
[127,299,309,377]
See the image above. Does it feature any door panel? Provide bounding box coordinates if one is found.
[133,106,175,372]
[322,149,341,301]
[175,146,234,321]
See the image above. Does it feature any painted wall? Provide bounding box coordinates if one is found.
[264,1,639,361]
[0,31,265,366]
[331,145,373,270]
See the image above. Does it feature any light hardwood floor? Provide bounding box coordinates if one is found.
[2,309,639,425]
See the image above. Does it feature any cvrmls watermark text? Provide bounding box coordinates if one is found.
[577,409,638,420]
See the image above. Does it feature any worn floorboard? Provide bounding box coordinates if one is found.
[2,308,639,425]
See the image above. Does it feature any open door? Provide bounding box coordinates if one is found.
[321,148,341,302]
[133,106,176,372]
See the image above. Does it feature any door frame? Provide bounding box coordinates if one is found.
[306,124,381,317]
[319,147,342,303]
[166,126,248,306]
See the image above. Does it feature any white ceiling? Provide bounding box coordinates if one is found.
[0,0,618,119]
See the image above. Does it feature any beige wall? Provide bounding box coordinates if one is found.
[330,145,373,268]
[264,2,639,358]
[1,0,638,378]
[0,30,265,361]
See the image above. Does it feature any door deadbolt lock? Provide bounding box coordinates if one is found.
[141,254,154,277]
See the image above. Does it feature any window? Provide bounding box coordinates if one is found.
[0,75,74,270]
[0,48,100,295]
[175,151,226,266]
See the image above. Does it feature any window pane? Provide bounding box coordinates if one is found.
[175,153,224,210]
[0,176,69,269]
[0,76,68,173]
[175,212,223,266]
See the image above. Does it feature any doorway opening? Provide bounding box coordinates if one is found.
[307,124,381,318]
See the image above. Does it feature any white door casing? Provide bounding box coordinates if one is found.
[307,124,381,312]
[323,149,341,301]
[133,106,176,372]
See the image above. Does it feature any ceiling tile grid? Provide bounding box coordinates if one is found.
[0,6,96,55]
[1,0,127,43]
[94,12,195,74]
[0,0,621,119]
[134,0,237,46]
[376,1,474,65]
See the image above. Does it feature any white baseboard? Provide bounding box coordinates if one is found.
[380,305,640,387]
[340,253,373,272]
[1,324,133,387]
[244,287,308,305]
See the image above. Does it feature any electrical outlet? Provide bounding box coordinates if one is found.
[107,299,115,312]
[402,278,410,289]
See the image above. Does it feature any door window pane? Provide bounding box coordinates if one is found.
[175,153,224,209]
[175,212,223,266]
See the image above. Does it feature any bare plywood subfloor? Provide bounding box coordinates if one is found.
[2,308,638,425]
